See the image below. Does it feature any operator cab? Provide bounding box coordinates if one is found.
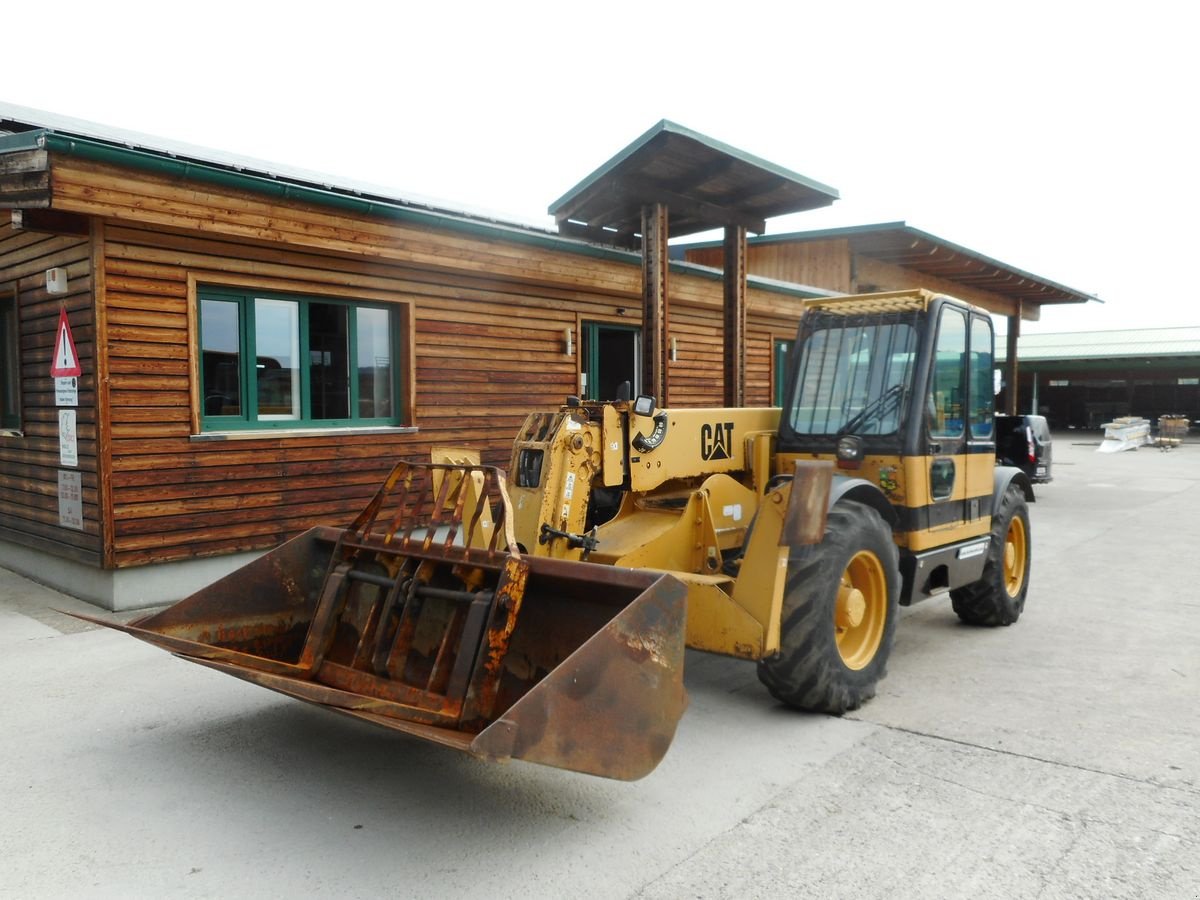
[777,291,997,463]
[776,291,1002,579]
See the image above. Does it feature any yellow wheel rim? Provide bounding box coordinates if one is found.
[1003,514,1028,597]
[834,550,887,670]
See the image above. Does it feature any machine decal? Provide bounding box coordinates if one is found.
[957,540,989,560]
[700,422,735,461]
[632,413,668,452]
[878,465,900,496]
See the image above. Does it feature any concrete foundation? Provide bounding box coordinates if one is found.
[0,540,262,611]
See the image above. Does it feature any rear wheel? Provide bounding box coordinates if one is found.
[950,485,1031,626]
[757,501,900,714]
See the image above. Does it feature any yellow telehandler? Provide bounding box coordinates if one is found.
[80,290,1033,780]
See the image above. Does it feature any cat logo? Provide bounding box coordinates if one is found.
[700,422,735,461]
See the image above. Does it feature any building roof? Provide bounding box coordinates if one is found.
[680,221,1098,308]
[548,120,839,247]
[0,101,538,228]
[997,327,1200,362]
[0,102,831,301]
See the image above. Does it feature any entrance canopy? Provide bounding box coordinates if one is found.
[549,120,839,248]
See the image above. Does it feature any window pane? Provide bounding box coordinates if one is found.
[356,307,393,418]
[1,291,19,428]
[309,303,349,419]
[200,298,241,417]
[255,298,300,420]
[789,320,917,435]
[773,339,791,406]
[970,317,995,438]
[929,309,967,439]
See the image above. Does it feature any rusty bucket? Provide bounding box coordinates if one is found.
[75,462,687,781]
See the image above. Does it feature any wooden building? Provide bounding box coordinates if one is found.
[1,110,1096,609]
[0,110,844,608]
[680,223,1098,405]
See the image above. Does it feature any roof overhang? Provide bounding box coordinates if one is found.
[548,120,839,248]
[740,222,1099,308]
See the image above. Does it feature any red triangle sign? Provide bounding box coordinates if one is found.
[50,308,82,377]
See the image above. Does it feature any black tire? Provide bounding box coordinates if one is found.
[757,501,900,714]
[950,485,1031,626]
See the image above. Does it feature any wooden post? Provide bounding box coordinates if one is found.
[641,203,669,405]
[723,225,747,408]
[1006,306,1021,416]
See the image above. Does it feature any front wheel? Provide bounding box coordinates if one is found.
[950,484,1031,626]
[757,501,900,714]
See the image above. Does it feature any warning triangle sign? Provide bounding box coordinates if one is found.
[50,308,82,377]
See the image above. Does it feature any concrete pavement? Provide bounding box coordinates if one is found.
[1,434,1197,898]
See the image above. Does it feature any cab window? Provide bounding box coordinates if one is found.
[969,316,995,439]
[928,308,967,439]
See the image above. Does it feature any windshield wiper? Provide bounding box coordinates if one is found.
[836,384,905,437]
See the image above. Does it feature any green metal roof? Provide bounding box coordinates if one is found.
[0,103,830,301]
[996,327,1200,363]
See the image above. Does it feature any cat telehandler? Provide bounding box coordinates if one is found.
[82,289,1034,780]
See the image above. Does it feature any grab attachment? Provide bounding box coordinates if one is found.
[74,461,687,780]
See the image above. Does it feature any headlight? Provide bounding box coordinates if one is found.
[836,435,864,468]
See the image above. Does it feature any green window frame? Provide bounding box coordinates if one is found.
[1,287,20,431]
[198,286,403,431]
[773,338,792,406]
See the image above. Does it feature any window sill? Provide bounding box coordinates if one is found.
[0,429,24,438]
[191,425,418,442]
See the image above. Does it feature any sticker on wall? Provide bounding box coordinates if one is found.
[55,375,78,407]
[59,409,78,467]
[58,470,83,531]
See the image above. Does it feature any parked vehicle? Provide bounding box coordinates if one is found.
[996,414,1052,482]
[78,290,1036,780]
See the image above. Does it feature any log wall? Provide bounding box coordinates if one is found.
[0,155,810,569]
[0,221,102,564]
[686,239,853,294]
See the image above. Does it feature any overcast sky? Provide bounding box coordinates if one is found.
[6,1,1195,335]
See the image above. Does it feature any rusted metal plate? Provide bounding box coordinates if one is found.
[782,459,833,547]
[471,568,688,781]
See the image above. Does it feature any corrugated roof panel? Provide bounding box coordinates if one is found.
[997,327,1200,362]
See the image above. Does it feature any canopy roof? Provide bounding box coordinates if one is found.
[549,120,839,247]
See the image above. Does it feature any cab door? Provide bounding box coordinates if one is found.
[962,314,997,533]
[924,304,969,533]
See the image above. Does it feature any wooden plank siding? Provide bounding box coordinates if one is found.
[0,221,102,564]
[1,154,812,570]
[687,239,1024,319]
[686,240,854,294]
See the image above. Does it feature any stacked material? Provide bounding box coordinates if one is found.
[1156,415,1190,449]
[1098,417,1152,453]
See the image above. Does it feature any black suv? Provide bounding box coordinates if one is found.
[995,414,1052,483]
